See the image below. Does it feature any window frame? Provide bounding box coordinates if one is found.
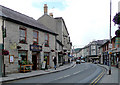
[19,27,27,44]
[33,30,39,44]
[44,33,49,47]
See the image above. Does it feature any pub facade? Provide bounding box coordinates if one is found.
[0,5,57,74]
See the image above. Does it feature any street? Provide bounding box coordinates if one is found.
[4,63,105,84]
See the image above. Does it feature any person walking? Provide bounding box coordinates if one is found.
[53,56,57,70]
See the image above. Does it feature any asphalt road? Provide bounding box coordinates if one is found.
[4,63,104,84]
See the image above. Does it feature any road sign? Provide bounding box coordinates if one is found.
[109,43,112,49]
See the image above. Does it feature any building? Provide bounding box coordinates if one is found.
[99,36,120,68]
[0,5,58,74]
[0,16,3,76]
[78,40,107,62]
[37,4,72,66]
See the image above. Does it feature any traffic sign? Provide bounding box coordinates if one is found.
[109,44,112,49]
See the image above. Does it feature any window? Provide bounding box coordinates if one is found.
[18,51,28,61]
[45,33,49,47]
[19,27,27,43]
[33,31,38,44]
[44,52,49,65]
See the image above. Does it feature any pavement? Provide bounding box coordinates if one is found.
[97,64,120,84]
[0,62,75,83]
[0,62,119,84]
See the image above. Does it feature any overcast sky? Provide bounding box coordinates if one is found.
[0,0,120,48]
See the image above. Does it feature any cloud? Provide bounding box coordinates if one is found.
[52,0,119,47]
[0,0,119,48]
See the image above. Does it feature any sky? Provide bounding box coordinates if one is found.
[0,0,120,48]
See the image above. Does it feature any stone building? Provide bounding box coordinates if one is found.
[99,36,120,68]
[37,4,72,66]
[78,40,107,62]
[0,5,57,74]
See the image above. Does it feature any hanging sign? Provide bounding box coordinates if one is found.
[30,45,42,51]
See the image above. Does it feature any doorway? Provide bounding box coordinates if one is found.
[32,55,37,70]
[32,52,40,70]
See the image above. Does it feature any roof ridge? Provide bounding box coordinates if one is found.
[0,5,35,20]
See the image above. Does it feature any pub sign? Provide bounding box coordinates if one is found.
[30,45,42,51]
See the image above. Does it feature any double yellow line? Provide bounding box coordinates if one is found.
[90,69,105,85]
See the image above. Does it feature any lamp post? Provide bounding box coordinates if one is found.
[109,0,112,75]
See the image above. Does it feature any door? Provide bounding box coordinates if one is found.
[32,55,37,70]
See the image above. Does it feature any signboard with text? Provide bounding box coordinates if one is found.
[30,45,42,51]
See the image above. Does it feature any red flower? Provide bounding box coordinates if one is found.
[2,50,9,55]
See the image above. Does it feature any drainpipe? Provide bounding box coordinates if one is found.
[2,19,5,77]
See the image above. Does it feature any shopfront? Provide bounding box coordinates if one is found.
[30,45,42,70]
[58,51,63,66]
[44,52,49,65]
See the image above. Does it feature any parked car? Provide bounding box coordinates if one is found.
[76,59,81,64]
[81,60,85,63]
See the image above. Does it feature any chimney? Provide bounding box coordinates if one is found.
[44,4,48,14]
[49,13,53,17]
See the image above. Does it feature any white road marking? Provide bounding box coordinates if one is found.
[64,75,70,78]
[73,71,80,74]
[54,77,63,80]
[54,75,71,80]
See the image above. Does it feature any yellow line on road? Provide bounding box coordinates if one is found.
[90,72,103,85]
[89,68,105,85]
[93,72,104,85]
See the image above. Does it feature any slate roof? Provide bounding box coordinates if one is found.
[0,5,57,35]
[55,17,69,35]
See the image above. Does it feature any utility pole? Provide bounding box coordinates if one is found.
[109,0,112,75]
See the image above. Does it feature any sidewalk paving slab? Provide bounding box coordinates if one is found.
[0,62,75,83]
[97,64,120,84]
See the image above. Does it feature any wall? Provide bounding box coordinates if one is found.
[0,18,2,44]
[37,15,57,33]
[0,17,3,76]
[4,20,56,73]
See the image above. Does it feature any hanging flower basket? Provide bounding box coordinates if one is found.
[2,49,9,55]
[63,53,67,55]
[20,39,26,43]
[59,51,63,54]
[33,41,38,45]
[113,12,120,25]
[17,46,21,49]
[51,49,54,52]
[115,28,120,37]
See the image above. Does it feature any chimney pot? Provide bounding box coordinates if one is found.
[44,4,48,14]
[49,13,53,17]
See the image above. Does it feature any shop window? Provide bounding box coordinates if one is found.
[33,30,38,44]
[18,51,27,62]
[44,52,49,65]
[45,33,49,47]
[19,27,27,44]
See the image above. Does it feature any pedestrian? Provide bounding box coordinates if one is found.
[53,56,57,70]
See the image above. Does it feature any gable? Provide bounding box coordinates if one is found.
[37,14,57,33]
